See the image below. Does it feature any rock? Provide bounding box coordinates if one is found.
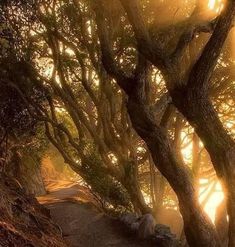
[120,213,181,246]
[153,224,181,247]
[120,213,138,226]
[155,224,174,236]
[130,221,140,231]
[138,214,156,239]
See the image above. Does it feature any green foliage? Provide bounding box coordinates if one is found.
[80,146,131,210]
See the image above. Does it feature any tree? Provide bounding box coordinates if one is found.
[1,1,235,246]
[0,0,154,213]
[94,0,235,246]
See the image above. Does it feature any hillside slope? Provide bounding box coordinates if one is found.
[0,174,67,247]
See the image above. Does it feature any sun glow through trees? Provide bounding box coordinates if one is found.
[208,0,224,13]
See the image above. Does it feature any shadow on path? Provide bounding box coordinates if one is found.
[37,181,153,247]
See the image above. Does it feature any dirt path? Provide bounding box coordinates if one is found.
[37,181,153,247]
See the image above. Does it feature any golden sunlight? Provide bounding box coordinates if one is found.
[232,28,235,62]
[199,181,224,222]
[180,130,225,222]
[2,1,235,245]
[208,0,224,13]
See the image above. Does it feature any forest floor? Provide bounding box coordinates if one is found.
[37,180,153,247]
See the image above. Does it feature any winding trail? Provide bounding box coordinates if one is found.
[37,181,152,247]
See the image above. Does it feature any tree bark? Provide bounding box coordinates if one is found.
[127,96,220,247]
[123,176,150,215]
[94,1,222,245]
[171,88,235,247]
[192,132,200,198]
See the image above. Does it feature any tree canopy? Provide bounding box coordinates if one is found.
[0,1,235,246]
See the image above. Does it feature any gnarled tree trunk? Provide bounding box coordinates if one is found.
[126,96,220,247]
[94,1,222,245]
